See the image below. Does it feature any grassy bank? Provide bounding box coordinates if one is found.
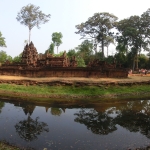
[0,83,150,103]
[0,142,20,150]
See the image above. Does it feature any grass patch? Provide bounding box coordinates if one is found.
[0,83,150,96]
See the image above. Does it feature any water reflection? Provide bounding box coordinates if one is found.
[1,99,150,149]
[74,109,117,134]
[74,100,150,138]
[14,103,49,141]
[15,116,49,141]
[51,107,62,116]
[13,102,35,115]
[0,101,4,113]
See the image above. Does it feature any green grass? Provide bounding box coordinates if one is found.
[0,83,150,96]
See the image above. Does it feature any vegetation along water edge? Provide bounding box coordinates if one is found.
[0,75,150,104]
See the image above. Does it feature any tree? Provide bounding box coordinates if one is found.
[104,36,115,57]
[51,107,62,116]
[52,32,63,54]
[76,57,86,67]
[75,12,118,59]
[115,15,148,70]
[75,40,93,65]
[141,8,150,40]
[16,4,50,43]
[138,54,149,69]
[12,53,22,63]
[0,50,12,65]
[0,32,6,47]
[47,42,54,54]
[67,49,77,58]
[15,116,49,141]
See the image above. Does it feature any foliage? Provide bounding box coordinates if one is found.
[12,53,22,63]
[75,40,93,65]
[114,52,127,67]
[51,108,62,116]
[138,54,149,69]
[53,51,64,57]
[0,50,11,64]
[52,32,63,54]
[16,4,50,42]
[115,15,150,70]
[47,42,55,54]
[15,116,49,141]
[141,8,150,41]
[76,57,86,67]
[105,55,115,64]
[67,49,77,58]
[0,32,6,47]
[75,12,118,59]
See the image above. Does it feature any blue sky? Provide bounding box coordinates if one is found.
[0,0,150,57]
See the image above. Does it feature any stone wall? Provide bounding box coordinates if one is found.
[0,42,128,78]
[0,67,128,78]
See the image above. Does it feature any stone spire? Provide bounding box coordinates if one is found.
[21,41,38,66]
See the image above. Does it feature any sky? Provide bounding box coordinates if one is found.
[0,0,150,58]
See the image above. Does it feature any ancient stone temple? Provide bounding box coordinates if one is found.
[21,42,38,67]
[0,42,128,78]
[37,51,71,67]
[20,42,77,68]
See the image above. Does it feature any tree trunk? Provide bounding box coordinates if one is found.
[29,29,31,43]
[57,46,58,54]
[102,38,104,59]
[107,46,108,57]
[132,57,135,71]
[135,52,138,70]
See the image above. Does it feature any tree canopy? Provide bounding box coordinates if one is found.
[75,12,118,59]
[0,50,12,64]
[0,32,6,47]
[115,14,150,70]
[52,32,63,54]
[16,4,51,43]
[47,42,55,54]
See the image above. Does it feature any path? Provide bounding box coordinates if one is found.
[0,74,149,83]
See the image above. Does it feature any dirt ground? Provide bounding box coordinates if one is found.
[0,74,150,83]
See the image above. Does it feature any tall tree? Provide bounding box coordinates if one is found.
[52,32,63,54]
[16,4,50,43]
[67,49,77,58]
[0,50,12,65]
[0,32,6,47]
[47,42,54,54]
[75,12,118,59]
[116,15,148,70]
[75,40,93,65]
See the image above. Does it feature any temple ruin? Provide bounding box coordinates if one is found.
[0,42,128,78]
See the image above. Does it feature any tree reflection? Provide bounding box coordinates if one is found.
[19,103,35,116]
[15,116,49,141]
[0,101,4,113]
[74,108,117,134]
[74,100,150,138]
[15,103,49,141]
[115,110,150,138]
[51,107,62,116]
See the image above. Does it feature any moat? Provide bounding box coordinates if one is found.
[0,99,150,149]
